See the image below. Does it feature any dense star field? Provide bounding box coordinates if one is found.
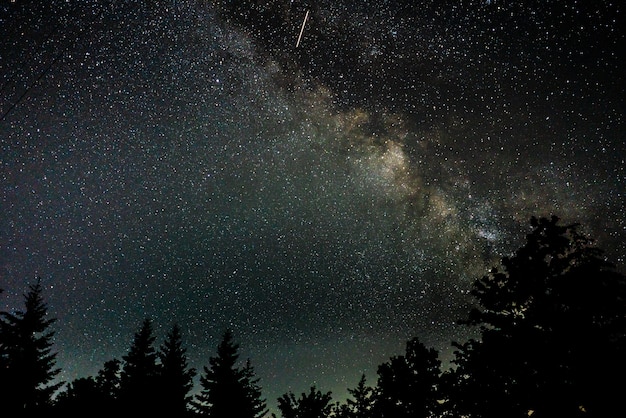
[1,0,624,410]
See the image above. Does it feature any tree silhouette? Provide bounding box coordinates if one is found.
[157,323,196,416]
[333,374,375,418]
[118,317,160,414]
[274,386,333,418]
[0,287,6,382]
[54,376,101,415]
[193,329,268,417]
[446,216,626,417]
[374,337,441,418]
[0,278,62,414]
[2,216,623,418]
[53,358,121,415]
[95,358,121,406]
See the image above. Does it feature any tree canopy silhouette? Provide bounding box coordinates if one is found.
[333,374,375,418]
[95,358,122,407]
[54,376,104,416]
[157,322,196,416]
[55,321,198,416]
[0,278,62,414]
[374,337,441,418]
[274,385,333,418]
[445,216,626,418]
[193,329,268,417]
[118,317,160,414]
[2,215,625,418]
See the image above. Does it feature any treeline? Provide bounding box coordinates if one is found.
[2,216,626,417]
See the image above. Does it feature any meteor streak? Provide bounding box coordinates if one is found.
[296,10,309,48]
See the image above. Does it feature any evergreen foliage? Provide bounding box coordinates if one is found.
[118,317,160,414]
[193,329,268,417]
[333,374,375,418]
[1,216,625,418]
[158,323,197,416]
[0,278,62,414]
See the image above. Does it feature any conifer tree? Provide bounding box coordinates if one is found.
[0,278,62,414]
[193,330,268,417]
[157,323,196,416]
[333,374,375,418]
[118,318,160,414]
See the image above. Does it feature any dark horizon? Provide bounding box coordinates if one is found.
[3,216,626,417]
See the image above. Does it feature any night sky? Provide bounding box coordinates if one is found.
[1,0,624,411]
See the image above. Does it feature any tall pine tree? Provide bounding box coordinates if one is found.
[193,330,268,417]
[118,318,160,414]
[333,375,375,418]
[157,323,196,416]
[0,278,62,414]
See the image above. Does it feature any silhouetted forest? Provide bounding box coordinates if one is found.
[2,216,625,417]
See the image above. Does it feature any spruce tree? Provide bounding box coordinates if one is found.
[157,323,196,416]
[333,374,375,418]
[0,278,62,414]
[347,374,375,418]
[118,318,160,414]
[193,330,268,417]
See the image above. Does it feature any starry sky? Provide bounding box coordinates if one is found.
[1,0,624,411]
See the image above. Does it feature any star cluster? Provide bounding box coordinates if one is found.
[1,0,624,410]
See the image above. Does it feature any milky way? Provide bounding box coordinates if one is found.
[1,0,624,410]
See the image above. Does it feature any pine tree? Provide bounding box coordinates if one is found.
[193,330,268,417]
[240,358,268,418]
[446,216,626,417]
[157,323,196,416]
[333,374,375,418]
[118,318,160,414]
[347,374,375,418]
[0,278,62,414]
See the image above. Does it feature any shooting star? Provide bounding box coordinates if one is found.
[295,10,310,48]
